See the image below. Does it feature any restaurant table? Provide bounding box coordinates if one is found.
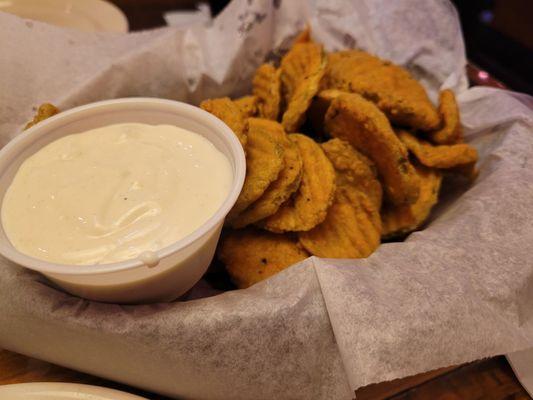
[0,1,529,399]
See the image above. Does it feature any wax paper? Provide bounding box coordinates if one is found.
[1,1,533,399]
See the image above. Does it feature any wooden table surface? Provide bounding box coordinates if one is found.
[1,1,528,399]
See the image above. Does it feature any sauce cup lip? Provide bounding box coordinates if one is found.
[0,97,246,276]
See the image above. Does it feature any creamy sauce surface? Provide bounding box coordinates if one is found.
[1,123,233,265]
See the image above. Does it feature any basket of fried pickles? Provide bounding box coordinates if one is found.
[29,29,478,291]
[202,29,478,289]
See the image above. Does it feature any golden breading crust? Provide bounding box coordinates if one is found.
[324,92,420,206]
[427,89,463,144]
[280,42,326,132]
[321,138,383,209]
[261,133,336,232]
[234,95,259,118]
[230,119,303,228]
[253,64,282,120]
[381,164,442,238]
[25,103,60,130]
[226,124,284,222]
[299,186,381,258]
[219,228,309,288]
[323,50,440,131]
[397,130,478,169]
[293,26,311,44]
[200,97,248,149]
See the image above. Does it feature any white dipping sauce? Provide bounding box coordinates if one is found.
[1,123,233,265]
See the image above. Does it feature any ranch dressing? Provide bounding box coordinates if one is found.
[1,123,233,265]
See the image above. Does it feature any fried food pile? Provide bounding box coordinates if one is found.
[25,32,477,290]
[207,31,478,288]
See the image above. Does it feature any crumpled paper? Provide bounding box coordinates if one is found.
[0,1,532,399]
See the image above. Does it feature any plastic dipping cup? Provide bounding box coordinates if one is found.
[0,98,246,304]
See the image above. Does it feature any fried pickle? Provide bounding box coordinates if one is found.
[323,50,440,131]
[252,64,282,120]
[299,186,381,258]
[226,124,284,221]
[200,97,248,148]
[397,130,478,170]
[234,95,259,118]
[261,133,336,232]
[321,138,383,209]
[428,89,463,145]
[300,139,382,258]
[280,42,326,132]
[324,92,420,205]
[381,164,442,238]
[293,26,311,44]
[25,103,60,130]
[219,228,309,288]
[230,119,303,228]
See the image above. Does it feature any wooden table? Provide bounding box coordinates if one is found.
[1,1,527,399]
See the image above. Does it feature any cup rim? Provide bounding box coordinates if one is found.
[0,98,246,275]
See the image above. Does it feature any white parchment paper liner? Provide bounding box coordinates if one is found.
[1,1,533,399]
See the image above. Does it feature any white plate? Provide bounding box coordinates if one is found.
[0,382,147,399]
[0,0,128,33]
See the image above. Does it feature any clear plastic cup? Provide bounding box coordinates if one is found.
[0,98,246,304]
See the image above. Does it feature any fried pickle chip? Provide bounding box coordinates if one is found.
[381,164,442,238]
[226,124,284,221]
[427,89,463,145]
[323,50,440,131]
[252,64,282,120]
[321,138,383,209]
[324,92,420,205]
[261,133,336,232]
[219,228,309,288]
[280,42,326,132]
[397,130,478,169]
[200,97,247,148]
[234,95,259,118]
[230,119,303,228]
[293,26,311,44]
[25,103,60,130]
[300,139,383,258]
[299,186,381,258]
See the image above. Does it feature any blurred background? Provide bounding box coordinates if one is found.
[107,0,532,94]
[451,0,532,94]
[2,0,531,94]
